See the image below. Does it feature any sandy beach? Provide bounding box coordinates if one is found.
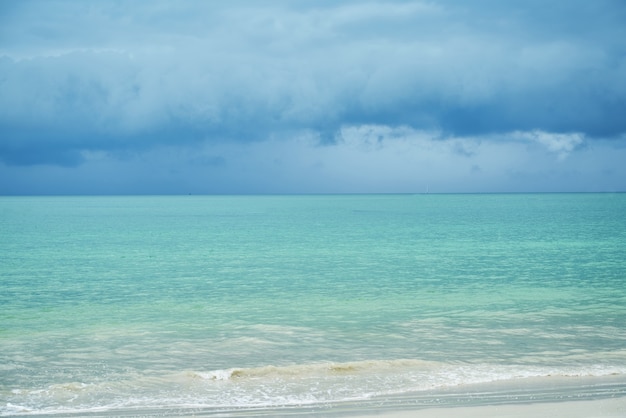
[5,377,625,417]
[358,397,626,418]
[227,376,626,418]
[178,396,626,417]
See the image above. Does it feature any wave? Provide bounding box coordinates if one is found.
[3,359,626,416]
[191,358,440,381]
[191,359,626,384]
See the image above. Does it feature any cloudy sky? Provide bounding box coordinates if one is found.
[1,0,625,194]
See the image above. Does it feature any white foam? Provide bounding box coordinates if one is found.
[4,403,32,414]
[195,368,238,380]
[3,361,626,416]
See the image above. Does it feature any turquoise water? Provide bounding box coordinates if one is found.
[1,194,626,415]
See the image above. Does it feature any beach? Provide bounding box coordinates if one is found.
[337,375,626,418]
[172,376,626,417]
[7,374,621,417]
[57,394,626,417]
[359,398,626,418]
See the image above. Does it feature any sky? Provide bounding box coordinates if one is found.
[1,0,625,194]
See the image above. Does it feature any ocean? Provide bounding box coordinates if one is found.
[1,194,626,416]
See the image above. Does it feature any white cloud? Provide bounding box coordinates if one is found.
[512,130,585,160]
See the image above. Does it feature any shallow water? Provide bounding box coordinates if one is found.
[1,194,626,415]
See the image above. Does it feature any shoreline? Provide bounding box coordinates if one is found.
[37,396,624,418]
[18,375,625,417]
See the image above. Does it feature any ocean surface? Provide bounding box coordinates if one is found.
[1,194,626,416]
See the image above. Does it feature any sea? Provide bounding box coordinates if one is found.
[1,194,626,416]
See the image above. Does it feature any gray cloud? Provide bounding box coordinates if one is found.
[0,0,625,192]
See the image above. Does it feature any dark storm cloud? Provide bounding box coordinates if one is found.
[0,0,625,193]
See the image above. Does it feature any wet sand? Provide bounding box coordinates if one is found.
[358,397,626,418]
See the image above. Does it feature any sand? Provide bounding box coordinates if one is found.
[358,397,626,417]
[194,396,625,418]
